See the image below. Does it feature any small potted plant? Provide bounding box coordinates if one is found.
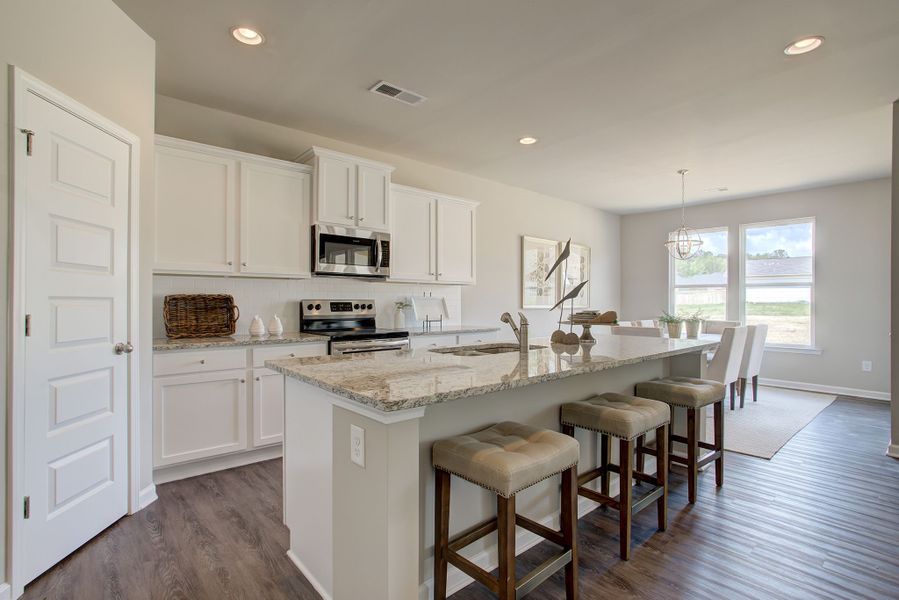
[683,310,703,339]
[394,300,411,329]
[659,310,683,339]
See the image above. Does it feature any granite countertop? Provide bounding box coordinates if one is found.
[153,332,327,352]
[266,336,718,413]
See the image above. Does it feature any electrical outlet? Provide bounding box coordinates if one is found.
[862,360,872,372]
[350,424,365,468]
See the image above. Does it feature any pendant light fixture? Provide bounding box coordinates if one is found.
[665,169,703,260]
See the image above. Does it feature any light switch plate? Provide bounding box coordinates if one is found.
[862,360,872,372]
[350,424,365,468]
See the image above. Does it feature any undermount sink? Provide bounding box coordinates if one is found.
[429,343,547,357]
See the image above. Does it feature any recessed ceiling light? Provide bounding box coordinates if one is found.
[231,26,265,46]
[518,136,538,145]
[784,36,824,56]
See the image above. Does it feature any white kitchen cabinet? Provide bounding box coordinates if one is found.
[389,184,478,284]
[299,146,394,232]
[153,368,248,467]
[457,331,497,345]
[154,136,313,277]
[155,142,236,273]
[240,160,312,277]
[390,188,436,282]
[410,334,459,350]
[252,368,284,447]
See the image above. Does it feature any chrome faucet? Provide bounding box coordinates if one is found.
[500,312,529,357]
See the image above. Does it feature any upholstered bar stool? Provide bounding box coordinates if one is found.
[559,393,670,560]
[432,422,580,600]
[634,377,725,504]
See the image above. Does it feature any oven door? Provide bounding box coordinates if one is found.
[314,225,389,277]
[330,338,410,356]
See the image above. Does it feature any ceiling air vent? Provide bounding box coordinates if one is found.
[369,80,427,106]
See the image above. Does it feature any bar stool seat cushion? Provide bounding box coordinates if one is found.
[432,421,579,498]
[635,376,725,409]
[560,393,670,440]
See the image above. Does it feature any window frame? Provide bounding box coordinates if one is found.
[739,216,817,351]
[668,225,729,318]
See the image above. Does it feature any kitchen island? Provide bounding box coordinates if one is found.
[266,335,718,600]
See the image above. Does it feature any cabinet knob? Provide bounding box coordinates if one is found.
[240,379,246,384]
[227,261,233,266]
[438,273,443,276]
[200,359,206,365]
[242,262,247,267]
[359,217,365,222]
[255,376,261,381]
[289,353,296,357]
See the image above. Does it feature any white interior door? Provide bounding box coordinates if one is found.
[20,88,131,584]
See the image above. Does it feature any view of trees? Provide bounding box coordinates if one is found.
[748,249,790,259]
[675,250,726,277]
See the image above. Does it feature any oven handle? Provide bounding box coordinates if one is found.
[332,338,409,355]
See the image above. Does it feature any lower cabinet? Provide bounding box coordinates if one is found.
[410,330,498,350]
[153,369,248,467]
[252,368,285,447]
[153,342,328,475]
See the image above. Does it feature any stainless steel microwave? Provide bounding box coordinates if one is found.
[312,224,390,278]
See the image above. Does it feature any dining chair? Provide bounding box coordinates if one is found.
[617,320,635,327]
[738,324,768,407]
[638,319,657,328]
[701,320,741,334]
[611,326,663,337]
[707,326,749,410]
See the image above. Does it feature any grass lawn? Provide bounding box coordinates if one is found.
[676,302,810,317]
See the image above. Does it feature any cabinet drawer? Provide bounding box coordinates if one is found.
[154,348,247,376]
[410,335,458,350]
[252,343,328,367]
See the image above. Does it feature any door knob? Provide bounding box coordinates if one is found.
[114,342,133,355]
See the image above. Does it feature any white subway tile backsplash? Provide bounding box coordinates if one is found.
[153,275,463,338]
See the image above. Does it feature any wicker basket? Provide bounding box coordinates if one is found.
[163,294,240,339]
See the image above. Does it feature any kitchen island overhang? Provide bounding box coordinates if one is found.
[267,336,718,600]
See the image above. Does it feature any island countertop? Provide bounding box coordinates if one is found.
[265,335,718,413]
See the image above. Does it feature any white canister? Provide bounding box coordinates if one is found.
[249,315,266,336]
[268,314,284,336]
[393,309,406,329]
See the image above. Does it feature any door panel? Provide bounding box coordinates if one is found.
[317,155,356,226]
[253,368,284,446]
[390,189,435,282]
[356,164,390,231]
[22,89,130,584]
[240,161,311,276]
[436,199,476,284]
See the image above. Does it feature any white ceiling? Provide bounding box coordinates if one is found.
[114,0,899,213]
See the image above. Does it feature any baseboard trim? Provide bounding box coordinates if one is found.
[287,549,332,600]
[153,445,283,484]
[0,582,11,600]
[138,484,158,510]
[420,482,615,598]
[758,378,890,402]
[887,443,899,459]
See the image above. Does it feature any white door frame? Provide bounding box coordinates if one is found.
[7,66,142,597]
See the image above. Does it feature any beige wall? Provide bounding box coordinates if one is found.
[1,0,156,584]
[621,178,891,397]
[891,100,898,457]
[154,95,621,340]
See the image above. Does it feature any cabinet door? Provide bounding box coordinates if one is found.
[153,369,248,466]
[356,164,391,231]
[240,161,312,277]
[390,189,436,282]
[155,145,236,273]
[252,368,284,447]
[316,154,356,226]
[436,199,476,284]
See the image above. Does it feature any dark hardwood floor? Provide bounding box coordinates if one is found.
[25,397,899,600]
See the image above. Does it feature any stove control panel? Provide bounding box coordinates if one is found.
[301,299,376,317]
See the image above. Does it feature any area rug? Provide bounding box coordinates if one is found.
[722,386,836,459]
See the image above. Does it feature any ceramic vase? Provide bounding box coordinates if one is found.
[685,320,701,339]
[268,314,283,336]
[249,315,266,336]
[393,310,405,329]
[666,321,683,339]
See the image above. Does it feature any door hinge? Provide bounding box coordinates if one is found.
[25,314,32,337]
[23,496,30,519]
[20,128,35,156]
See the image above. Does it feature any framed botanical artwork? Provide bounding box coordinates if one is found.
[521,236,559,308]
[563,243,591,308]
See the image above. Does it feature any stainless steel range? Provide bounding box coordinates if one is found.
[300,299,410,355]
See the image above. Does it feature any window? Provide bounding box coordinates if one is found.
[741,219,814,348]
[670,228,728,320]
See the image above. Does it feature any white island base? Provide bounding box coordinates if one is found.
[276,340,714,600]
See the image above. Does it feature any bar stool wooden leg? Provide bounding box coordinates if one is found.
[561,465,579,599]
[729,382,736,410]
[635,434,646,482]
[497,494,516,600]
[686,408,699,504]
[752,375,759,402]
[434,470,450,600]
[618,438,633,560]
[600,433,611,497]
[656,424,668,532]
[714,401,724,487]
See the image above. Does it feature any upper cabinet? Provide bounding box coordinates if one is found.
[154,136,312,278]
[299,147,394,232]
[389,184,478,285]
